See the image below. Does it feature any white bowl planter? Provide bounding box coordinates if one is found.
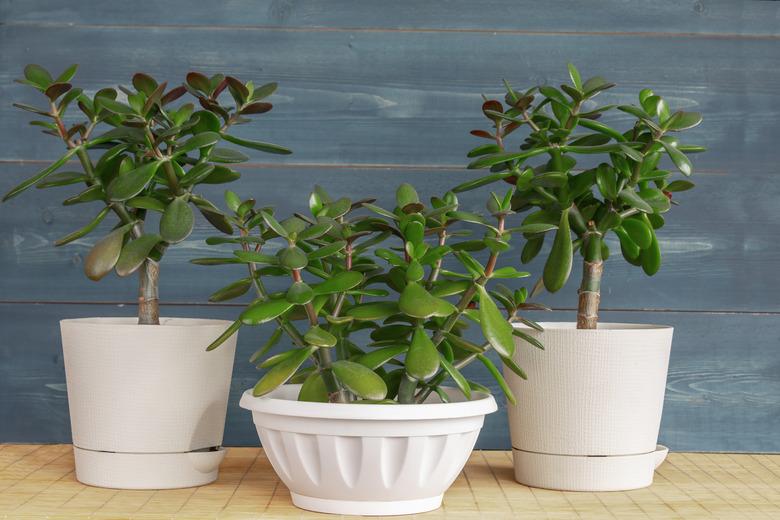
[506,322,673,491]
[60,317,238,489]
[240,385,497,516]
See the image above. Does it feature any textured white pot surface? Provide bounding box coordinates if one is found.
[513,445,669,492]
[60,317,238,489]
[506,322,673,491]
[240,385,497,516]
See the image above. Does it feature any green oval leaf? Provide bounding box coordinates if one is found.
[107,161,161,201]
[176,131,220,156]
[234,250,278,265]
[253,347,314,397]
[312,271,364,295]
[126,196,167,212]
[476,354,515,405]
[209,279,251,302]
[332,360,387,400]
[240,298,294,325]
[345,302,399,321]
[641,232,661,276]
[664,111,702,131]
[618,188,653,214]
[406,325,440,380]
[358,345,408,371]
[665,180,695,192]
[298,372,328,402]
[220,132,291,155]
[396,183,419,208]
[160,196,194,243]
[660,141,692,176]
[639,188,671,213]
[621,218,653,249]
[543,208,573,293]
[304,326,337,348]
[84,223,133,281]
[115,234,161,277]
[476,285,515,358]
[24,64,53,88]
[205,319,241,351]
[439,355,471,399]
[286,281,314,305]
[278,246,308,270]
[399,282,457,319]
[211,147,249,163]
[596,164,618,200]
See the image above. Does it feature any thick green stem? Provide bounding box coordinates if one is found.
[397,374,418,404]
[577,226,603,330]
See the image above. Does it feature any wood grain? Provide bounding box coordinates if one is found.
[1,162,777,311]
[0,24,777,173]
[1,446,779,518]
[0,1,777,452]
[2,0,779,36]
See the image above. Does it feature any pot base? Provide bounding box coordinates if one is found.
[513,445,669,491]
[73,446,227,489]
[291,492,442,516]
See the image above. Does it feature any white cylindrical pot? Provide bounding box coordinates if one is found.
[506,322,673,491]
[240,385,497,516]
[60,317,238,489]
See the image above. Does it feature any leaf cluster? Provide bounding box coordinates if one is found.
[460,64,705,292]
[4,64,291,282]
[196,184,547,404]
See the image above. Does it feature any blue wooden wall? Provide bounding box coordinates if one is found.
[0,1,778,452]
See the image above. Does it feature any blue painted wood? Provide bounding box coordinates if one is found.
[2,0,778,36]
[0,0,777,452]
[0,303,777,451]
[0,163,777,311]
[0,24,777,174]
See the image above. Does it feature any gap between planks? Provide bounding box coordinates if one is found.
[3,21,780,41]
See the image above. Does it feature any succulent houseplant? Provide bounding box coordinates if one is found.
[197,184,549,404]
[460,64,704,328]
[3,64,291,324]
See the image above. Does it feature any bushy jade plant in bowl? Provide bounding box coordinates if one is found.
[3,64,290,489]
[460,64,705,491]
[195,183,546,515]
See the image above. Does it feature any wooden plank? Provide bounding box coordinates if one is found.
[0,25,777,174]
[2,1,778,36]
[0,163,777,311]
[0,303,777,452]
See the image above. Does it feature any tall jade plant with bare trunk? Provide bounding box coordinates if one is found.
[3,64,290,324]
[461,64,705,329]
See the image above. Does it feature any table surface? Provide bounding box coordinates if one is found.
[0,445,778,519]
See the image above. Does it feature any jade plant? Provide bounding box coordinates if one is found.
[196,184,549,404]
[460,64,705,328]
[3,64,290,324]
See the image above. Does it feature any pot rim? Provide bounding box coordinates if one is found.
[60,317,233,329]
[239,385,497,420]
[513,321,673,332]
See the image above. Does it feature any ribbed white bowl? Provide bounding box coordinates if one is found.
[61,317,237,489]
[240,385,497,516]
